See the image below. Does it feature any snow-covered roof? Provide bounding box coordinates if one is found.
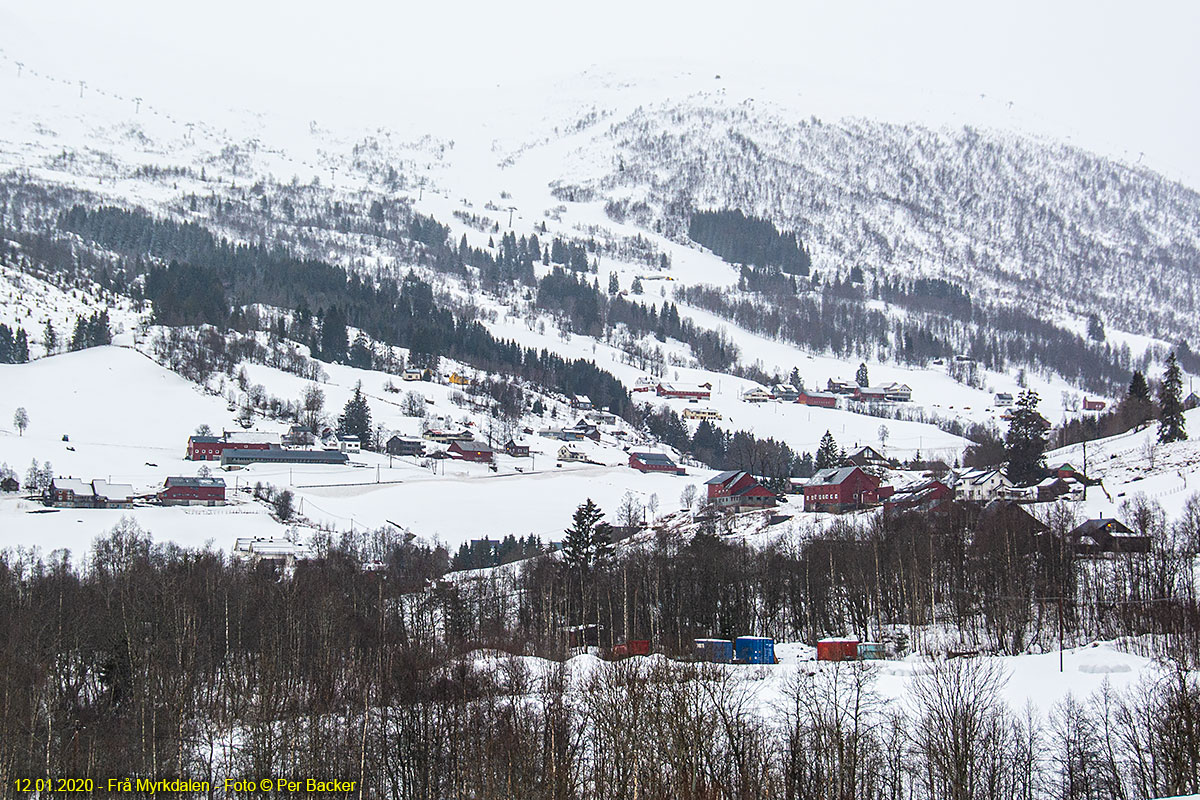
[92,480,134,502]
[53,478,93,496]
[225,431,281,445]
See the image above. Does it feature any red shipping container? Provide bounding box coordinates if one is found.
[626,640,650,656]
[612,640,651,659]
[817,638,860,661]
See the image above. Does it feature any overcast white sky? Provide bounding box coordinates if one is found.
[3,0,1198,185]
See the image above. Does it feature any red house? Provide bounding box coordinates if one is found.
[159,476,226,506]
[448,440,495,463]
[796,391,838,408]
[1048,462,1085,481]
[656,382,712,400]
[803,467,893,512]
[629,451,685,475]
[1083,398,1107,411]
[704,470,777,511]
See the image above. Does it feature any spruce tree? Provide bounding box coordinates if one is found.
[14,329,28,362]
[43,320,57,355]
[1124,370,1153,428]
[348,333,373,370]
[856,362,869,387]
[89,310,111,346]
[319,306,348,363]
[815,431,840,470]
[337,382,373,448]
[1004,389,1048,485]
[562,498,612,572]
[1158,352,1188,443]
[69,316,88,351]
[608,272,619,294]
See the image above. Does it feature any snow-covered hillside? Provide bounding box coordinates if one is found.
[1,16,1197,559]
[1047,408,1200,521]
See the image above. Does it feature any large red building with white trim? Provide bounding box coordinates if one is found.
[186,431,279,461]
[704,471,777,511]
[804,467,893,512]
[159,476,227,505]
[656,382,712,400]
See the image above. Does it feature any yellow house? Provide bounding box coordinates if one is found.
[448,372,471,386]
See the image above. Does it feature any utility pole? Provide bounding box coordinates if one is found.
[1082,440,1088,500]
[1058,596,1064,673]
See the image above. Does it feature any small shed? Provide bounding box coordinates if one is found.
[817,637,860,661]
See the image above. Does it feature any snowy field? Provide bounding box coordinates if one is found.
[471,637,1173,749]
[3,343,1200,560]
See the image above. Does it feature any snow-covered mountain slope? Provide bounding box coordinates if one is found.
[4,21,1200,556]
[1,40,1197,348]
[1046,408,1200,521]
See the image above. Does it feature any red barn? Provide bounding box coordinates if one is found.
[704,470,777,511]
[159,476,226,506]
[1083,398,1107,411]
[817,638,860,661]
[448,440,495,463]
[804,467,893,512]
[186,433,275,461]
[656,382,712,400]
[629,451,685,475]
[796,391,838,408]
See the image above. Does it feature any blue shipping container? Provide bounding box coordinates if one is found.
[734,636,776,664]
[694,638,734,663]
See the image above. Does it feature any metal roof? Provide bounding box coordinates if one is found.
[164,476,226,488]
[631,451,677,466]
[453,440,494,452]
[808,467,861,486]
[221,448,348,464]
